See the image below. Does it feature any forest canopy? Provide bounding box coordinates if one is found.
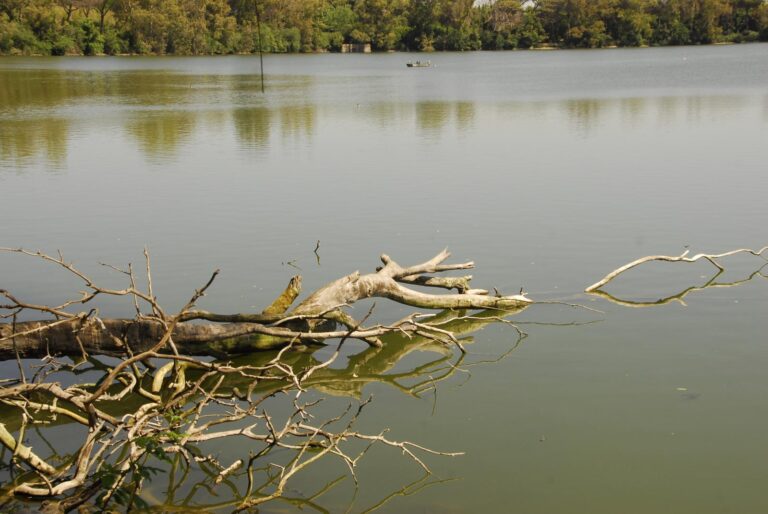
[1,0,767,56]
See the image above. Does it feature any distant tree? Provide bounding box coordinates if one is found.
[609,0,654,46]
[353,0,409,50]
[757,0,768,39]
[227,0,257,23]
[435,0,477,49]
[319,2,357,50]
[650,0,690,44]
[486,0,523,48]
[2,0,768,55]
[689,0,731,43]
[724,0,763,34]
[489,0,523,33]
[539,0,611,47]
[197,0,238,53]
[404,0,440,51]
[517,6,546,47]
[0,0,31,22]
[57,0,81,22]
[78,0,116,32]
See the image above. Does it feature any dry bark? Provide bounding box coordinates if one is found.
[2,244,760,510]
[1,248,525,510]
[1,248,530,360]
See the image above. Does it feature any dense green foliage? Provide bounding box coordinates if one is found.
[1,0,767,55]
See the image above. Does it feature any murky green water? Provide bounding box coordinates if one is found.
[2,45,768,512]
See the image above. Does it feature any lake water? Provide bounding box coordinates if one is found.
[2,45,768,512]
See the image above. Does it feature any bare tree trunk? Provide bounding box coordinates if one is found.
[0,248,524,509]
[0,249,530,360]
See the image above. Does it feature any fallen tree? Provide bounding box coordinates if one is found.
[0,248,531,512]
[0,248,530,360]
[1,245,764,512]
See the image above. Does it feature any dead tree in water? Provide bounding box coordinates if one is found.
[3,245,763,511]
[0,248,531,360]
[585,246,768,306]
[0,248,530,512]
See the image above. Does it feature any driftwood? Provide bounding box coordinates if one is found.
[1,248,530,360]
[585,246,768,293]
[2,245,763,511]
[0,248,530,512]
[584,246,768,308]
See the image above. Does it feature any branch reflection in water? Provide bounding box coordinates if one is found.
[586,246,768,307]
[0,306,527,513]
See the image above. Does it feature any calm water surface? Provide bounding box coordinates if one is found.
[2,45,768,512]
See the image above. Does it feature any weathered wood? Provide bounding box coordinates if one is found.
[0,250,531,360]
[585,246,768,292]
[0,248,529,508]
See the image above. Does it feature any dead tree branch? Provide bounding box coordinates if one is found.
[0,249,531,359]
[0,248,530,511]
[585,246,768,293]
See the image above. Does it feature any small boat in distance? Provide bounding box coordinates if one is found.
[406,60,431,68]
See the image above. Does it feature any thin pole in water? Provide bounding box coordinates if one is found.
[255,0,265,93]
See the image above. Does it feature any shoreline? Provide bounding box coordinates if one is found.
[0,40,763,58]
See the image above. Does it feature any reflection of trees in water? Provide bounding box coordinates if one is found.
[565,98,603,133]
[125,109,229,160]
[233,107,272,150]
[123,103,313,160]
[0,70,102,110]
[233,103,316,151]
[655,96,680,126]
[0,70,212,110]
[682,95,748,124]
[562,95,751,132]
[0,118,68,169]
[619,97,644,127]
[367,102,401,128]
[0,69,247,167]
[455,101,475,131]
[416,102,451,132]
[234,100,472,148]
[279,104,315,139]
[415,101,476,134]
[125,111,197,160]
[112,73,239,107]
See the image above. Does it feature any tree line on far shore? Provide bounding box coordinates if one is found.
[2,0,767,56]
